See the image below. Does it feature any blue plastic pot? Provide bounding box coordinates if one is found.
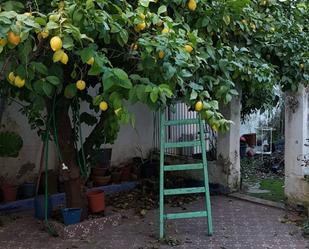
[62,208,82,226]
[20,183,35,199]
[34,195,52,220]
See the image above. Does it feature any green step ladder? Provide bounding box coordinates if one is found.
[159,109,213,239]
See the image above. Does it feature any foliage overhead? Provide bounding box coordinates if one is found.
[0,0,307,140]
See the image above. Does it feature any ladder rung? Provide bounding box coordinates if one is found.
[164,163,203,171]
[165,141,201,148]
[164,119,199,126]
[164,187,205,195]
[165,211,207,220]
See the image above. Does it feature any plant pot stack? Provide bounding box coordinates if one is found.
[91,148,112,186]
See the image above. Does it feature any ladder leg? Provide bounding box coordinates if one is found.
[159,110,166,239]
[199,116,213,236]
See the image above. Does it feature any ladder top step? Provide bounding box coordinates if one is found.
[165,141,201,148]
[165,211,207,220]
[164,187,205,196]
[164,163,204,172]
[164,119,200,126]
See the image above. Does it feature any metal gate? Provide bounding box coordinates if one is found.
[154,103,217,160]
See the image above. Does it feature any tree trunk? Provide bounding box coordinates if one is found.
[55,98,87,217]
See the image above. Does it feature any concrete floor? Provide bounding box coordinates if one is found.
[0,195,308,249]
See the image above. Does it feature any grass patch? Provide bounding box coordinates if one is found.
[250,179,285,203]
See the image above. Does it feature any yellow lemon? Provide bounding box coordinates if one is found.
[132,44,138,51]
[162,27,169,34]
[0,38,7,46]
[158,50,165,59]
[195,101,203,112]
[7,32,21,46]
[50,36,62,51]
[99,101,108,111]
[241,19,248,25]
[53,49,65,62]
[139,13,146,20]
[87,57,94,65]
[270,27,275,32]
[184,44,193,53]
[40,30,49,39]
[24,12,32,16]
[60,52,69,64]
[76,80,86,90]
[250,23,256,30]
[14,76,25,88]
[300,63,304,70]
[188,0,197,11]
[8,72,15,83]
[135,22,146,32]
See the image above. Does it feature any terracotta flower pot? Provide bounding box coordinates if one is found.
[91,167,109,176]
[87,190,105,213]
[2,184,18,202]
[92,175,111,186]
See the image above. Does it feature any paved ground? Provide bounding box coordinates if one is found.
[0,195,308,249]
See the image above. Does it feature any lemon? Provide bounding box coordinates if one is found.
[99,101,108,111]
[40,30,49,39]
[188,0,197,11]
[7,31,21,46]
[195,101,203,112]
[50,36,62,51]
[158,50,165,59]
[14,76,25,88]
[87,57,95,65]
[53,49,65,62]
[270,27,275,32]
[60,52,69,64]
[0,38,7,46]
[184,45,193,53]
[250,23,256,30]
[8,72,15,83]
[76,80,86,90]
[300,63,304,70]
[139,13,146,20]
[135,22,146,32]
[24,12,32,16]
[241,19,248,25]
[161,27,169,34]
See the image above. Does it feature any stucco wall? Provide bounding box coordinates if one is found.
[0,102,154,184]
[285,86,309,207]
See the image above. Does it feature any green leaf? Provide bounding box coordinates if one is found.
[158,5,167,15]
[93,95,103,106]
[46,76,60,86]
[64,84,77,99]
[31,62,48,75]
[150,88,159,103]
[139,0,150,7]
[190,90,198,100]
[1,1,24,11]
[42,82,54,97]
[114,68,128,80]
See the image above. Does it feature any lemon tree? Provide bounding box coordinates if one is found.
[0,0,307,211]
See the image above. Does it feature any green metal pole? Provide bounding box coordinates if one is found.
[159,110,165,239]
[199,115,213,235]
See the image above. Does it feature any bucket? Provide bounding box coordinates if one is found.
[2,185,18,202]
[87,190,105,213]
[34,195,52,220]
[20,183,35,199]
[62,208,82,226]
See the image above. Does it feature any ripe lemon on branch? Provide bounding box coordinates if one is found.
[158,50,165,59]
[195,101,203,112]
[8,32,21,46]
[76,80,86,91]
[87,57,94,65]
[188,0,197,11]
[50,36,62,51]
[14,76,25,88]
[99,101,108,111]
[184,45,193,53]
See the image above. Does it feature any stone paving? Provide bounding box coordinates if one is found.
[0,195,308,249]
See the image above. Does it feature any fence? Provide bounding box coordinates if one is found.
[153,103,217,161]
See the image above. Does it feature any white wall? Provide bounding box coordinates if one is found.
[0,102,154,184]
[285,86,309,207]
